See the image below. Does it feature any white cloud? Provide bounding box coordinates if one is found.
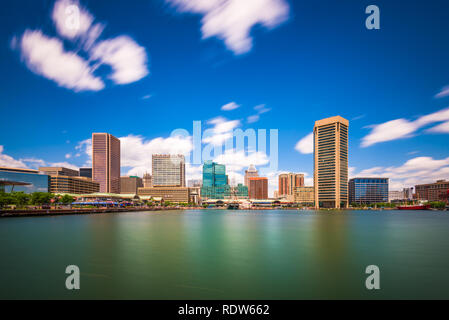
[20,30,104,91]
[254,104,270,114]
[427,121,449,133]
[435,86,449,98]
[246,104,271,124]
[50,162,79,170]
[166,0,289,54]
[353,156,449,190]
[203,117,241,145]
[52,0,93,40]
[90,36,149,85]
[295,132,313,154]
[361,107,449,147]
[65,153,72,159]
[247,115,259,124]
[221,102,240,111]
[0,146,28,168]
[16,0,148,92]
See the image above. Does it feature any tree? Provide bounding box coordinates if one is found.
[12,192,30,208]
[30,192,54,207]
[61,195,75,205]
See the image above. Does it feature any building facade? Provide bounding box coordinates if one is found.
[0,167,49,193]
[120,176,144,194]
[389,190,406,202]
[244,164,259,187]
[249,177,268,199]
[314,116,349,209]
[39,167,79,177]
[294,186,314,205]
[152,154,185,187]
[92,133,121,193]
[279,173,304,196]
[201,161,231,199]
[348,177,389,204]
[415,180,449,202]
[138,186,191,203]
[143,173,153,188]
[49,176,99,194]
[79,168,92,179]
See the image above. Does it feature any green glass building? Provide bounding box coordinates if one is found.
[201,161,230,199]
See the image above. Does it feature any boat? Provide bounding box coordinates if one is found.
[397,204,431,210]
[227,203,239,210]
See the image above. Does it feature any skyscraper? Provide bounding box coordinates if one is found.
[249,177,268,199]
[92,133,121,193]
[152,154,185,187]
[278,173,304,196]
[201,160,230,199]
[244,164,259,187]
[314,116,349,209]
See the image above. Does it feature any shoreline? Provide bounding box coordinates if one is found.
[1,206,446,218]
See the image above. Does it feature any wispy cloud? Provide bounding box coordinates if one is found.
[221,102,240,111]
[166,0,289,55]
[246,104,271,124]
[361,107,449,147]
[14,0,148,92]
[435,86,449,98]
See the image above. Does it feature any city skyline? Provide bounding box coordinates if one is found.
[1,0,449,197]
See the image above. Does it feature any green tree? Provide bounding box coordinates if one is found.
[30,192,54,207]
[61,195,75,205]
[12,192,30,208]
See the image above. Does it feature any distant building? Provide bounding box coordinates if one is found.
[188,179,202,187]
[231,184,249,199]
[244,164,259,188]
[152,154,185,187]
[201,161,231,199]
[348,178,389,204]
[249,177,268,199]
[92,133,121,193]
[49,176,99,194]
[415,180,449,202]
[138,186,191,203]
[79,168,92,179]
[0,167,49,193]
[120,176,143,194]
[314,116,349,209]
[39,167,79,177]
[279,173,304,196]
[389,190,406,202]
[403,187,414,200]
[294,186,314,205]
[143,173,153,188]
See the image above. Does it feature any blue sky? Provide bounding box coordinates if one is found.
[1,0,449,194]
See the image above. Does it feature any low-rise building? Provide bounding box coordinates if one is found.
[415,180,449,202]
[389,190,406,202]
[0,167,49,193]
[49,175,99,194]
[294,186,314,205]
[39,167,79,177]
[349,177,389,204]
[120,176,143,194]
[138,186,191,203]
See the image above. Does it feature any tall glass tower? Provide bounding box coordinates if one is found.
[201,161,230,199]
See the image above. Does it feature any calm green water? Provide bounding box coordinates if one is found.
[1,209,449,299]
